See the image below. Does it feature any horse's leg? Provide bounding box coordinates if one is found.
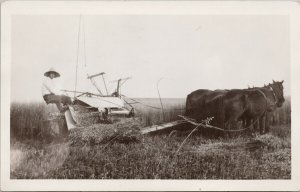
[259,115,265,135]
[253,118,259,133]
[224,119,237,138]
[244,117,253,135]
[243,118,249,128]
[265,112,271,133]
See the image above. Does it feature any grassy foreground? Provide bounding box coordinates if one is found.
[11,124,290,179]
[10,99,291,179]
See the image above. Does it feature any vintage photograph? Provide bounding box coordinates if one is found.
[2,1,300,191]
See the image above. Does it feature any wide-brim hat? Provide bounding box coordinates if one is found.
[44,68,60,78]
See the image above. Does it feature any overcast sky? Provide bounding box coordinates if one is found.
[11,15,290,102]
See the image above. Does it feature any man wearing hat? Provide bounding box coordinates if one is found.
[41,68,72,112]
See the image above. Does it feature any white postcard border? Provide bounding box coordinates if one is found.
[1,1,300,191]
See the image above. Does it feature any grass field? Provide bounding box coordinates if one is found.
[10,97,291,179]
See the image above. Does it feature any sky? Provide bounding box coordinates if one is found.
[11,15,290,102]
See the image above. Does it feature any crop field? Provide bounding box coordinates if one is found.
[10,97,291,179]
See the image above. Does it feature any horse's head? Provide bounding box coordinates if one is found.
[269,80,285,107]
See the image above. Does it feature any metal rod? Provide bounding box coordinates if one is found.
[117,79,121,96]
[61,89,116,97]
[90,78,103,96]
[87,72,105,79]
[74,15,82,98]
[83,17,87,67]
[110,77,131,83]
[101,75,109,95]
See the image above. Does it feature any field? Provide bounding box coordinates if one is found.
[10,98,291,179]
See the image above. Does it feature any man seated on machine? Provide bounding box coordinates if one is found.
[41,68,72,113]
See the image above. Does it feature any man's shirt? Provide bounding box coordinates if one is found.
[41,77,61,96]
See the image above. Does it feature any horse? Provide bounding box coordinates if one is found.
[186,89,266,133]
[184,80,284,135]
[185,88,250,131]
[239,89,269,134]
[185,89,228,128]
[185,88,263,130]
[241,80,285,133]
[185,89,227,116]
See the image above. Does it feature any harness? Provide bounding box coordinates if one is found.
[267,85,278,104]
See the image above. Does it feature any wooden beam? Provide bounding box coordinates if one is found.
[140,120,187,134]
[178,115,226,132]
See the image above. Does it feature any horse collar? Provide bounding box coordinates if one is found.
[268,85,278,103]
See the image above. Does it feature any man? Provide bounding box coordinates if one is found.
[41,68,72,112]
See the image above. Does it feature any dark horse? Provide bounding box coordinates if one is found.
[185,88,252,129]
[185,80,284,134]
[185,88,264,131]
[185,89,227,127]
[241,80,285,134]
[221,89,267,130]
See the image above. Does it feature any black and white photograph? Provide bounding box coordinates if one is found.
[1,1,300,191]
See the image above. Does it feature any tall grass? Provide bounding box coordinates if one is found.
[10,98,186,140]
[10,102,61,140]
[10,97,291,140]
[131,98,185,126]
[270,96,291,125]
[11,102,44,140]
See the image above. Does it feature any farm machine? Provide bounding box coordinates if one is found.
[42,71,136,137]
[63,73,135,130]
